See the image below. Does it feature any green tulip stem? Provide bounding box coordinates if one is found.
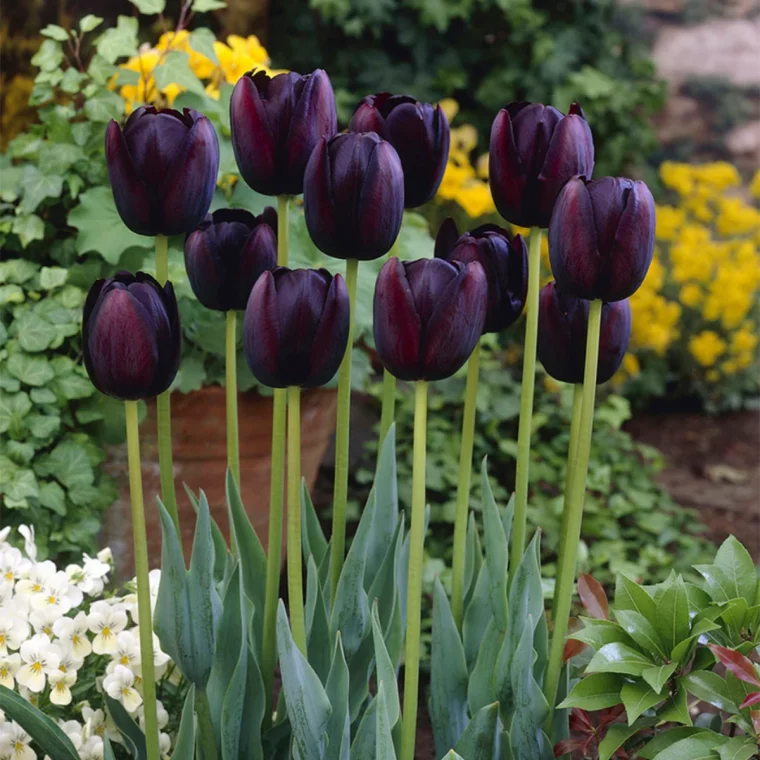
[378,240,400,451]
[450,338,481,629]
[153,234,179,536]
[286,385,306,654]
[195,689,218,760]
[400,380,429,760]
[509,225,542,585]
[261,195,291,723]
[329,257,359,600]
[124,401,161,760]
[225,310,241,489]
[543,298,603,725]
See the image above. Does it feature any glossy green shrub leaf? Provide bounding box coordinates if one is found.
[651,733,726,760]
[615,610,667,659]
[480,458,508,631]
[658,682,692,726]
[614,574,657,622]
[598,720,648,760]
[453,702,498,760]
[559,673,625,711]
[0,684,80,760]
[681,670,734,712]
[277,602,331,760]
[713,536,757,603]
[375,681,396,760]
[716,736,758,760]
[642,661,678,695]
[571,617,637,651]
[638,728,714,758]
[620,681,662,724]
[586,642,655,677]
[655,576,691,653]
[324,634,350,760]
[170,686,197,759]
[430,577,469,756]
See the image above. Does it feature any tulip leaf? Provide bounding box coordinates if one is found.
[0,684,81,760]
[371,602,400,727]
[349,696,378,759]
[302,481,328,569]
[375,681,396,760]
[480,458,508,631]
[170,686,196,759]
[104,737,117,760]
[462,511,482,610]
[462,562,492,672]
[324,634,350,760]
[453,702,499,760]
[305,555,332,686]
[105,694,147,760]
[467,618,504,715]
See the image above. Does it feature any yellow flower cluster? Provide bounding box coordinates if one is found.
[117,30,281,113]
[627,161,760,386]
[435,99,496,219]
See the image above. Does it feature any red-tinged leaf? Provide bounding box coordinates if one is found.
[564,617,588,662]
[578,574,609,620]
[569,708,594,733]
[554,739,583,757]
[752,710,760,736]
[598,704,626,727]
[709,644,760,687]
[740,692,760,710]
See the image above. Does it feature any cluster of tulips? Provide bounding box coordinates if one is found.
[81,65,655,760]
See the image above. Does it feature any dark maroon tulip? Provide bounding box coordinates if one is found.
[184,207,277,311]
[82,272,181,400]
[244,268,349,388]
[349,93,450,208]
[537,281,631,384]
[105,107,219,237]
[434,217,528,334]
[489,102,594,228]
[303,132,404,261]
[549,176,656,303]
[373,257,487,382]
[230,69,337,197]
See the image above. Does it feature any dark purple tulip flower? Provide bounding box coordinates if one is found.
[82,272,181,400]
[106,107,220,237]
[349,93,450,208]
[184,207,277,311]
[230,69,337,197]
[244,268,349,388]
[537,281,631,385]
[434,217,528,334]
[303,132,404,261]
[549,176,656,302]
[373,257,487,382]
[489,102,594,229]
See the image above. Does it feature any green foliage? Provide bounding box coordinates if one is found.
[270,0,665,177]
[0,259,117,561]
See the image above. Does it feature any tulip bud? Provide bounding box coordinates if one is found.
[184,208,277,311]
[303,132,404,261]
[373,257,487,381]
[106,107,220,237]
[244,268,349,388]
[489,102,594,228]
[349,93,450,208]
[82,272,181,400]
[230,69,337,197]
[549,176,656,302]
[434,217,528,334]
[537,281,631,384]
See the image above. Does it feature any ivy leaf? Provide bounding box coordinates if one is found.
[129,0,166,13]
[11,215,45,248]
[192,0,228,10]
[15,313,58,352]
[190,28,219,64]
[37,440,95,490]
[80,15,104,33]
[38,481,67,516]
[27,413,61,440]
[41,25,71,41]
[83,90,125,122]
[95,16,139,64]
[153,51,206,96]
[19,166,63,214]
[39,267,68,290]
[6,353,56,387]
[31,39,64,72]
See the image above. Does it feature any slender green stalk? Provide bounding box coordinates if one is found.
[287,385,306,654]
[225,310,240,487]
[124,401,160,760]
[195,689,218,760]
[544,299,603,725]
[400,381,429,760]
[261,196,290,723]
[450,339,481,629]
[378,367,396,452]
[329,257,359,600]
[509,225,542,585]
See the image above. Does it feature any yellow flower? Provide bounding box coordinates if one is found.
[622,353,640,377]
[689,331,727,367]
[454,182,495,219]
[731,327,757,355]
[476,153,489,180]
[660,161,694,197]
[117,49,183,113]
[215,34,273,84]
[655,205,685,242]
[750,169,760,199]
[438,98,459,123]
[706,369,720,382]
[680,283,702,308]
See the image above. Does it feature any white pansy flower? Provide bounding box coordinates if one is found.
[16,526,36,562]
[88,601,128,655]
[81,555,110,595]
[29,608,59,639]
[30,571,82,616]
[79,736,104,760]
[96,547,113,566]
[139,700,168,731]
[16,634,61,693]
[0,721,35,760]
[0,580,14,608]
[0,614,29,655]
[0,654,20,689]
[81,706,106,740]
[52,612,92,659]
[159,731,171,757]
[0,548,31,585]
[55,720,82,750]
[49,670,76,706]
[107,631,140,674]
[55,647,84,676]
[103,665,142,713]
[0,527,10,546]
[14,560,56,598]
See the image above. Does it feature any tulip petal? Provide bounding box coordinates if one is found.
[105,121,154,235]
[237,224,277,310]
[406,258,458,326]
[244,271,282,387]
[434,217,459,260]
[348,98,392,140]
[537,282,586,384]
[374,258,422,381]
[308,273,350,387]
[489,109,526,226]
[303,137,341,257]
[597,299,631,383]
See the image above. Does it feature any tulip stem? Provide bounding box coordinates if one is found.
[124,401,161,760]
[262,196,291,723]
[329,257,359,601]
[225,310,241,488]
[509,225,542,587]
[155,234,168,285]
[400,380,428,760]
[544,299,602,727]
[287,385,306,654]
[450,339,481,630]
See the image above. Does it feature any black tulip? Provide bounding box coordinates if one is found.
[537,281,631,385]
[549,176,656,302]
[106,107,220,236]
[373,257,487,382]
[230,69,338,197]
[82,272,181,400]
[184,208,277,311]
[489,102,594,229]
[244,268,349,388]
[434,217,528,334]
[349,93,450,208]
[303,132,404,261]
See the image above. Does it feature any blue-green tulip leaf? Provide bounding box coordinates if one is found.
[480,458,508,631]
[302,481,328,569]
[463,562,492,672]
[375,681,396,760]
[185,482,229,583]
[170,686,196,759]
[324,634,350,760]
[349,696,377,759]
[462,511,482,611]
[105,694,147,760]
[372,602,400,728]
[306,555,332,686]
[453,701,499,760]
[467,618,504,715]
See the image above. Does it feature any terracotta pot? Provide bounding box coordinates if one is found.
[101,386,337,579]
